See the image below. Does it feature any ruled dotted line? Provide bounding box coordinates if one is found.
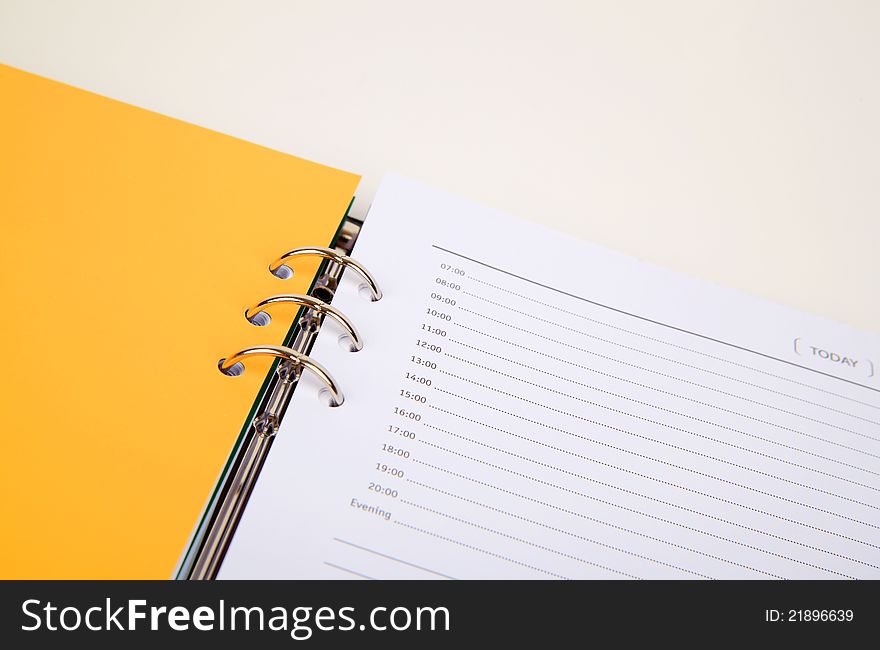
[410,456,852,579]
[450,324,880,458]
[423,402,880,552]
[432,244,880,406]
[401,490,714,579]
[437,362,880,495]
[332,537,457,580]
[417,424,880,572]
[462,282,880,416]
[431,386,880,530]
[406,474,787,580]
[457,306,880,442]
[394,520,568,579]
[400,499,643,579]
[323,562,375,580]
[444,345,878,478]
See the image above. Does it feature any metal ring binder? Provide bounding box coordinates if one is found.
[177,217,377,580]
[218,344,344,406]
[269,246,383,301]
[244,293,363,351]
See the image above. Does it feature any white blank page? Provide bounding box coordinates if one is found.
[220,174,880,579]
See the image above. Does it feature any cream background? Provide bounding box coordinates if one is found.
[1,0,877,332]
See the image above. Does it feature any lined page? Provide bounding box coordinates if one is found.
[220,174,880,579]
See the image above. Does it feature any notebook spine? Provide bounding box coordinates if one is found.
[177,216,378,580]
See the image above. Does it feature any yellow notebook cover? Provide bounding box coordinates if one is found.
[0,64,361,578]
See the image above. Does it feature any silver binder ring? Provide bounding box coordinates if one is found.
[218,345,344,407]
[244,293,363,351]
[268,246,383,301]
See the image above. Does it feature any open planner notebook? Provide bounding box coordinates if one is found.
[211,174,880,580]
